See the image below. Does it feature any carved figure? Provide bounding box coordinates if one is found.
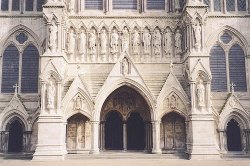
[49,22,57,52]
[170,95,177,109]
[153,29,162,55]
[110,29,119,54]
[47,79,56,109]
[196,79,205,107]
[74,95,82,110]
[122,58,129,75]
[193,22,202,49]
[132,30,140,54]
[67,29,75,54]
[143,29,151,53]
[100,29,107,54]
[89,29,96,54]
[78,29,86,54]
[68,0,74,13]
[175,29,182,54]
[175,0,181,13]
[164,29,172,55]
[121,27,129,54]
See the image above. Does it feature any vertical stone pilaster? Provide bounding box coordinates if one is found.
[218,129,226,152]
[152,121,161,154]
[90,121,100,154]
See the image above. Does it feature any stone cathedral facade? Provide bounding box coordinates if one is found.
[0,0,250,160]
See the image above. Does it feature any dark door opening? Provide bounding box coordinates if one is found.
[105,111,123,150]
[8,120,23,152]
[127,112,145,150]
[227,119,242,151]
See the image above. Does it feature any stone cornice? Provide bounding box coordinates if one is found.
[0,14,43,18]
[68,15,181,19]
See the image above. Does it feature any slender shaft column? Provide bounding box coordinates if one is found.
[123,122,127,151]
[40,81,46,115]
[152,121,161,154]
[23,131,32,152]
[246,130,250,152]
[218,129,226,152]
[100,121,105,151]
[90,121,100,154]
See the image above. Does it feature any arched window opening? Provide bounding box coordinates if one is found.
[1,0,9,11]
[147,0,165,10]
[85,0,103,10]
[210,44,227,92]
[25,0,34,11]
[37,0,45,11]
[21,44,39,93]
[237,0,246,11]
[1,44,19,93]
[226,0,236,11]
[228,44,247,92]
[214,0,222,11]
[113,0,137,10]
[12,0,20,11]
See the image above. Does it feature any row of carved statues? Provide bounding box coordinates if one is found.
[48,21,202,62]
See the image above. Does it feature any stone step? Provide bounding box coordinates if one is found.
[222,152,250,159]
[65,152,188,160]
[0,153,33,160]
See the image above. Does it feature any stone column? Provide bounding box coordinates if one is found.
[100,121,105,151]
[123,122,127,151]
[152,121,161,154]
[190,81,196,112]
[245,129,250,152]
[23,131,32,152]
[90,121,100,154]
[218,129,226,152]
[40,81,47,115]
[56,82,62,115]
[145,122,152,152]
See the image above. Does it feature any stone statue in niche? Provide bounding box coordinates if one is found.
[121,27,129,54]
[68,0,74,13]
[48,22,57,53]
[74,95,83,110]
[89,29,96,54]
[193,22,201,49]
[143,29,151,54]
[196,79,205,107]
[170,95,177,109]
[164,29,172,55]
[47,79,56,109]
[175,29,182,54]
[132,30,140,54]
[153,29,162,55]
[78,29,86,55]
[100,29,107,55]
[122,58,129,75]
[67,29,75,55]
[110,29,119,54]
[175,0,181,13]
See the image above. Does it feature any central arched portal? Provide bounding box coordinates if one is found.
[8,120,23,152]
[100,86,152,152]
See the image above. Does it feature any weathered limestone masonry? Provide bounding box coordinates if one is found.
[0,0,250,161]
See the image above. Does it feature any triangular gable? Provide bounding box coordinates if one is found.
[104,54,151,93]
[41,59,64,81]
[220,93,248,115]
[0,94,29,123]
[156,71,189,118]
[190,58,211,81]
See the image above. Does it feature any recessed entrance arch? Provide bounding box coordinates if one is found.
[8,120,23,152]
[161,112,186,152]
[226,119,242,151]
[100,86,152,151]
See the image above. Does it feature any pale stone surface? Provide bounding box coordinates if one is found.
[0,0,249,161]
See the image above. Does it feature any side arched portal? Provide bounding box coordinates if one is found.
[161,112,186,152]
[7,120,24,152]
[66,113,91,153]
[226,119,242,151]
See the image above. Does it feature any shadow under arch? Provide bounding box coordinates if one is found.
[94,78,155,121]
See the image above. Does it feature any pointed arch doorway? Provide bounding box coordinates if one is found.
[226,119,242,151]
[8,120,24,153]
[100,86,152,152]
